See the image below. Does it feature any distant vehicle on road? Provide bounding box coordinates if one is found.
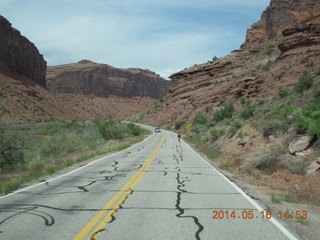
[155,127,161,133]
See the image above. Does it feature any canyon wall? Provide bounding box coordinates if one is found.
[47,60,170,99]
[0,16,46,87]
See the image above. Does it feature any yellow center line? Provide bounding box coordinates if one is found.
[73,135,165,240]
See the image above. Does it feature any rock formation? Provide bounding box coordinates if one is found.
[142,0,320,126]
[241,0,320,51]
[0,71,155,122]
[0,16,46,87]
[47,60,170,99]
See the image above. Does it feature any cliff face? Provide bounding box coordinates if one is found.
[242,0,320,51]
[47,60,170,99]
[0,16,46,87]
[142,0,320,126]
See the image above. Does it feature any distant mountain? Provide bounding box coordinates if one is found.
[47,60,170,99]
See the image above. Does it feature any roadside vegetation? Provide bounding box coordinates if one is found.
[0,120,149,194]
[182,69,320,206]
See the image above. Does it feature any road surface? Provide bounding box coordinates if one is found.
[0,129,298,239]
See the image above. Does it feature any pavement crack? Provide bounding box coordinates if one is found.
[175,172,204,239]
[77,181,96,192]
[175,192,204,240]
[0,206,55,227]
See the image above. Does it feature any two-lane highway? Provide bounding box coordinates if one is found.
[0,129,298,239]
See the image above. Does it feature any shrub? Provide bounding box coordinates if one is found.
[271,193,282,204]
[282,158,308,175]
[295,101,320,135]
[314,89,320,100]
[236,131,248,139]
[210,127,227,140]
[94,119,126,140]
[0,128,25,170]
[283,105,299,118]
[191,124,208,134]
[175,121,185,130]
[278,89,290,98]
[315,68,320,76]
[260,119,289,137]
[239,104,255,119]
[193,111,208,125]
[127,123,142,136]
[244,144,284,171]
[296,115,320,135]
[212,103,234,122]
[294,75,313,93]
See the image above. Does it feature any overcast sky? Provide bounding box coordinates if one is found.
[1,0,270,78]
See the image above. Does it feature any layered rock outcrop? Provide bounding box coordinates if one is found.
[242,0,320,51]
[0,16,46,87]
[47,60,170,99]
[142,0,320,126]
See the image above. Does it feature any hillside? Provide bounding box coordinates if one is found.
[47,60,170,99]
[0,71,154,122]
[141,0,320,126]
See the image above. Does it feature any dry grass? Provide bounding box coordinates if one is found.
[243,137,286,172]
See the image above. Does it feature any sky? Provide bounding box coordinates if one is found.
[0,0,271,79]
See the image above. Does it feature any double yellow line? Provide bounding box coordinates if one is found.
[73,135,165,240]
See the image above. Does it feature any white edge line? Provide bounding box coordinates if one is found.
[182,139,298,240]
[0,133,155,200]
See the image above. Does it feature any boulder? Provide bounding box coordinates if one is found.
[288,135,314,154]
[306,159,320,175]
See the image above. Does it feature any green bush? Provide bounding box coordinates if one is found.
[239,104,255,119]
[236,131,248,139]
[295,101,320,135]
[315,68,320,76]
[210,127,227,139]
[278,89,290,98]
[193,111,208,125]
[175,121,185,130]
[0,128,25,170]
[314,89,320,100]
[260,119,289,137]
[294,75,313,93]
[296,115,320,135]
[283,105,299,118]
[127,123,142,136]
[94,119,126,140]
[212,103,234,122]
[191,124,208,134]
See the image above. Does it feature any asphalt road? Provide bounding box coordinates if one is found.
[0,129,299,240]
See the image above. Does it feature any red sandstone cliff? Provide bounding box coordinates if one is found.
[46,60,170,99]
[242,0,320,51]
[0,16,46,87]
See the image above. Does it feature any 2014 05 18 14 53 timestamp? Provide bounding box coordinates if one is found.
[212,210,308,220]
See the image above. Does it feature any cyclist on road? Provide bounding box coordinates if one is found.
[178,132,181,142]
